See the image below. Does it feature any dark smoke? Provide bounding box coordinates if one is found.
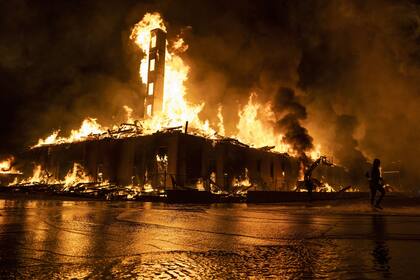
[0,0,419,190]
[273,87,313,155]
[333,115,369,185]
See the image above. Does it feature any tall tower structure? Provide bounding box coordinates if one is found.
[144,28,166,117]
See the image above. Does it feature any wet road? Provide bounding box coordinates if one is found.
[1,198,420,279]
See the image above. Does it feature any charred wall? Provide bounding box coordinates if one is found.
[22,132,350,191]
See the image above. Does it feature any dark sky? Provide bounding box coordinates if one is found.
[0,0,419,189]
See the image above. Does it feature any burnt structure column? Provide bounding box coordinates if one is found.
[144,28,166,117]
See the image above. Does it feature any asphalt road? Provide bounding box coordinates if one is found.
[1,197,420,279]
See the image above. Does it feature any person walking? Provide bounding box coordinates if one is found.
[368,158,385,209]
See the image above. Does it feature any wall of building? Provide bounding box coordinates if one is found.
[23,132,349,191]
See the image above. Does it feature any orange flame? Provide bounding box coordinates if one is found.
[0,156,22,174]
[63,163,93,188]
[235,93,290,153]
[32,12,323,161]
[130,12,215,136]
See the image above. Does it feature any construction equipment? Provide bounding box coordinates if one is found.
[296,156,333,193]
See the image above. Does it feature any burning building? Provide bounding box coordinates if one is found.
[1,13,354,199]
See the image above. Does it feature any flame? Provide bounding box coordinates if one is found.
[63,163,93,187]
[217,105,225,136]
[123,105,135,124]
[235,93,290,153]
[35,130,60,147]
[10,162,97,188]
[16,164,57,185]
[309,144,322,160]
[34,118,106,147]
[31,12,323,163]
[0,156,22,174]
[195,178,205,191]
[130,12,166,84]
[318,182,335,192]
[26,165,44,184]
[130,12,215,136]
[232,168,252,188]
[298,161,305,181]
[69,118,105,141]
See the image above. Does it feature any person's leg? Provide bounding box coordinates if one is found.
[376,186,385,206]
[370,187,376,206]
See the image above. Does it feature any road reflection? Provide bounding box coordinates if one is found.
[1,199,420,279]
[371,214,391,278]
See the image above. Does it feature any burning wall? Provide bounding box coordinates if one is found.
[20,130,350,193]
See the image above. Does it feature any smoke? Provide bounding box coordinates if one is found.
[272,87,313,155]
[332,115,369,185]
[1,0,419,189]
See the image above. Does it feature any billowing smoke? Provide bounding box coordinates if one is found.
[1,0,419,190]
[333,115,369,185]
[273,87,313,155]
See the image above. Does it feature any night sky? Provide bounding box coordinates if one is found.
[0,0,419,189]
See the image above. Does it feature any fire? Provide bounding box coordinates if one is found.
[35,130,60,147]
[0,156,22,174]
[9,163,92,187]
[130,12,166,84]
[130,12,215,136]
[232,168,252,188]
[17,164,56,185]
[123,105,135,124]
[235,93,290,153]
[25,165,45,184]
[217,105,225,136]
[32,12,322,162]
[318,182,335,192]
[34,118,106,148]
[309,144,322,160]
[195,178,205,191]
[68,118,105,141]
[63,163,93,187]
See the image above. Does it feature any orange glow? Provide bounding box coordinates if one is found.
[235,93,290,153]
[32,12,323,162]
[0,156,22,175]
[16,164,58,185]
[130,12,215,137]
[63,163,93,188]
[34,118,106,148]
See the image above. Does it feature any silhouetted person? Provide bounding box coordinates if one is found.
[368,158,385,209]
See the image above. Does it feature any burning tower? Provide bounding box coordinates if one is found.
[144,28,166,117]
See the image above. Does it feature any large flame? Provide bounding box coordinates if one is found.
[235,93,291,153]
[32,12,322,161]
[130,12,215,136]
